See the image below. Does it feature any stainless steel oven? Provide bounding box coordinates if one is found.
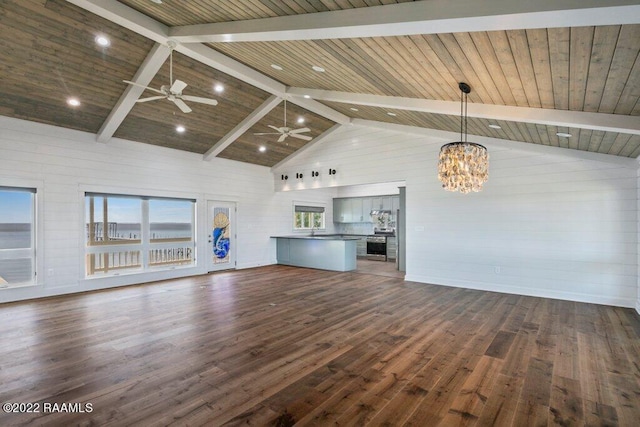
[366,235,387,261]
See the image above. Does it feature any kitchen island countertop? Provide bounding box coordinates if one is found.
[271,234,361,240]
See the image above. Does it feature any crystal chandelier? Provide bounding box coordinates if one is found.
[438,83,488,194]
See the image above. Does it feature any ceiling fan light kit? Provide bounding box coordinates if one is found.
[123,42,218,114]
[438,82,489,194]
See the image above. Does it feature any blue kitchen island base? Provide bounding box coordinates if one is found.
[273,235,358,272]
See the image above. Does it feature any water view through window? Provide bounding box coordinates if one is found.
[85,194,195,276]
[0,188,35,285]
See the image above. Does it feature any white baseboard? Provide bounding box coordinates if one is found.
[636,298,640,315]
[404,274,636,309]
[236,261,277,270]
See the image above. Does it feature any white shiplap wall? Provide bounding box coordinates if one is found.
[638,165,640,313]
[0,117,336,303]
[273,122,639,308]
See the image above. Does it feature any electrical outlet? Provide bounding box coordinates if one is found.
[494,266,501,274]
[47,268,54,277]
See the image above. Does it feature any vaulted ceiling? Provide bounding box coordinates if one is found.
[1,0,639,167]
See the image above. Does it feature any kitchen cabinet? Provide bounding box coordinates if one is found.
[371,197,381,210]
[333,198,350,222]
[370,196,393,211]
[334,195,397,223]
[392,196,400,213]
[387,236,397,260]
[381,196,393,211]
[351,198,364,222]
[333,198,369,223]
[360,198,372,222]
[273,236,357,271]
[356,236,367,257]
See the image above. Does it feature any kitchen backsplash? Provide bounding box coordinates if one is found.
[335,223,376,235]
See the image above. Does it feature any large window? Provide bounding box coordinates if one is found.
[0,187,36,287]
[294,204,325,231]
[85,193,195,276]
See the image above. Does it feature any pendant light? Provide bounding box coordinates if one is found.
[437,82,489,194]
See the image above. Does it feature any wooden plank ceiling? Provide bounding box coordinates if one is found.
[0,0,639,167]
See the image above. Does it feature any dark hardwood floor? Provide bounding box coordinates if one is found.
[355,258,404,278]
[0,265,639,426]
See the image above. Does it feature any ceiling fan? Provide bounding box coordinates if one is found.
[254,99,312,143]
[123,42,218,114]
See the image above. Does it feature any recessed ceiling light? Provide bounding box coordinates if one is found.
[150,0,163,4]
[312,65,325,73]
[556,132,572,138]
[176,125,186,133]
[271,64,283,71]
[488,124,501,129]
[297,117,305,124]
[303,95,311,99]
[350,107,359,112]
[95,35,110,47]
[214,84,224,93]
[387,112,397,116]
[258,145,266,152]
[67,98,80,107]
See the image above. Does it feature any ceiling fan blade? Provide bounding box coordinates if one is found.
[277,134,288,143]
[123,80,164,94]
[253,132,281,135]
[289,127,311,134]
[172,98,192,113]
[181,95,218,106]
[170,79,188,94]
[136,95,165,103]
[268,125,283,132]
[290,133,313,141]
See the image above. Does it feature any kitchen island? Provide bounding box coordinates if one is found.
[272,235,359,272]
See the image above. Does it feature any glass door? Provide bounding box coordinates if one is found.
[206,201,236,272]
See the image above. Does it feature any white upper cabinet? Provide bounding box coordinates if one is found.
[334,195,399,223]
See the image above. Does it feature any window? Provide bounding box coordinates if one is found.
[0,187,36,287]
[294,205,325,231]
[85,193,195,277]
[148,198,194,268]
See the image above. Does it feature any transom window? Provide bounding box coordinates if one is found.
[85,193,195,276]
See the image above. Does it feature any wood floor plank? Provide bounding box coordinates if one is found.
[549,375,584,426]
[0,265,638,426]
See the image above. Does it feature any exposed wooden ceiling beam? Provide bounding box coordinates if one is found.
[287,88,640,136]
[203,95,282,161]
[284,95,351,126]
[352,119,639,167]
[169,0,640,43]
[97,43,170,143]
[66,0,349,129]
[65,0,169,43]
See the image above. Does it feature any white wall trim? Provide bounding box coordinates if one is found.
[405,274,637,309]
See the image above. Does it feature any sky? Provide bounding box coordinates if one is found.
[0,190,33,223]
[86,197,192,223]
[0,192,193,224]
